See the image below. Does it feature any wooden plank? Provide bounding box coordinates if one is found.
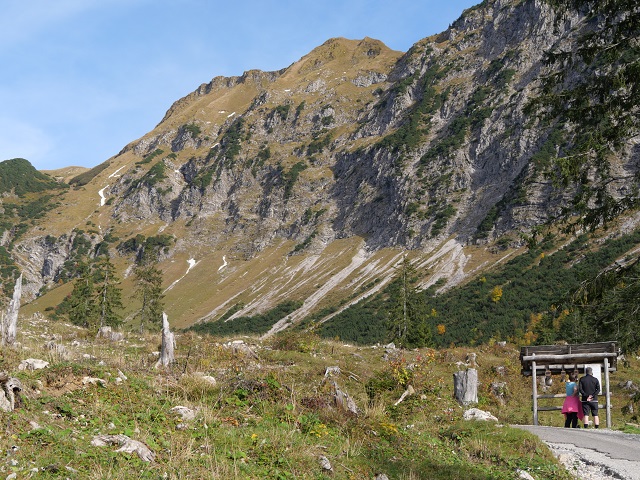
[521,352,617,362]
[536,404,608,412]
[520,342,617,360]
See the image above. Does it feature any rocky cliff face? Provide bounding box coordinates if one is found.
[107,0,615,252]
[12,0,639,327]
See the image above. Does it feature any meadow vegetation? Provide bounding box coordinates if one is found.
[9,316,640,479]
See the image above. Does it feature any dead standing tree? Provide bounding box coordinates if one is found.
[1,273,22,347]
[155,312,175,369]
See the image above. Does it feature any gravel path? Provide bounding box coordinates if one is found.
[514,426,640,479]
[549,442,640,479]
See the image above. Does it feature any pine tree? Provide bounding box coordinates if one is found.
[93,256,123,328]
[134,263,164,334]
[67,263,98,328]
[387,256,432,348]
[564,257,640,352]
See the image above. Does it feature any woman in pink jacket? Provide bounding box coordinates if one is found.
[562,372,584,428]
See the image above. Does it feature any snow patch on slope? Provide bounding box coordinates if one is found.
[218,256,228,272]
[108,166,126,178]
[98,185,109,206]
[164,258,198,292]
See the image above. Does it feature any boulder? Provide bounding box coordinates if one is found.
[463,408,498,422]
[82,377,107,387]
[96,326,124,342]
[0,374,22,412]
[18,358,49,371]
[170,406,197,421]
[318,455,333,473]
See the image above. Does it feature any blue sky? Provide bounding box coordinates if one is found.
[0,0,479,171]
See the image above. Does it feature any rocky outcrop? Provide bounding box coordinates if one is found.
[106,0,629,254]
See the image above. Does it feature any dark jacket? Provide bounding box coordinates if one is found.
[579,374,600,401]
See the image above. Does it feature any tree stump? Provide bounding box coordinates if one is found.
[454,368,478,405]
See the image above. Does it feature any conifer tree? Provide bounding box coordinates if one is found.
[67,263,98,328]
[563,257,640,352]
[133,247,165,334]
[93,256,124,328]
[387,256,432,348]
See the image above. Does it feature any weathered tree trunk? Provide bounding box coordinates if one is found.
[331,381,359,415]
[394,384,415,406]
[155,312,175,369]
[0,372,23,412]
[91,434,156,462]
[454,368,478,406]
[2,274,22,346]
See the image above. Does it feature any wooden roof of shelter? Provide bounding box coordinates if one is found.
[520,342,618,376]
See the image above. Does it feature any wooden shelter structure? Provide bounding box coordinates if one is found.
[520,342,619,427]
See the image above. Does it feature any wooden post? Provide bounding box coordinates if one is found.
[532,359,538,425]
[604,357,611,428]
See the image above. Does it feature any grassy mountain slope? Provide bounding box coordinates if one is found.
[0,158,63,196]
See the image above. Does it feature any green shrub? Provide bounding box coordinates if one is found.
[274,104,290,121]
[136,149,164,165]
[268,329,320,353]
[0,158,66,194]
[282,161,308,199]
[184,123,201,138]
[306,133,332,156]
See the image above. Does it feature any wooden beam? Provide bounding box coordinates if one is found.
[522,352,617,362]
